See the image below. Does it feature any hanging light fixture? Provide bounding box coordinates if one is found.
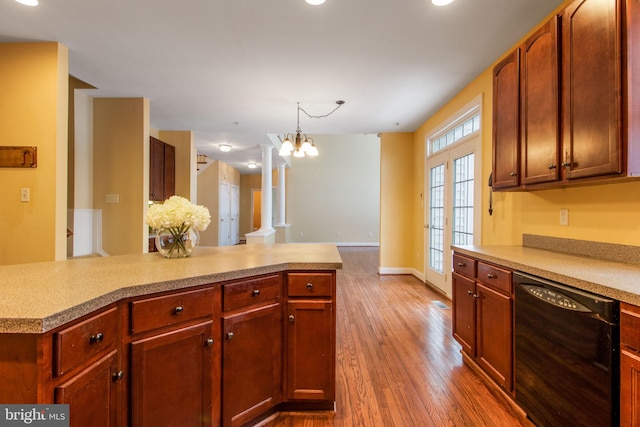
[279,100,344,158]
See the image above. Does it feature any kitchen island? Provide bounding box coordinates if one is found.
[0,243,342,427]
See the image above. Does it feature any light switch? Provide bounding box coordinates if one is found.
[106,194,120,204]
[559,208,569,226]
[20,188,30,202]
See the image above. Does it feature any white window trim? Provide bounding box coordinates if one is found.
[426,94,483,157]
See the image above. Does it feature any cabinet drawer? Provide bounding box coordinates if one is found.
[130,287,215,334]
[223,274,280,311]
[453,254,476,278]
[477,262,512,294]
[54,306,119,376]
[287,272,334,297]
[621,302,640,353]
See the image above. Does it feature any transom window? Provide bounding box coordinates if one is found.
[428,109,480,155]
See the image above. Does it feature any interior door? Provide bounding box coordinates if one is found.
[219,182,231,246]
[425,139,479,296]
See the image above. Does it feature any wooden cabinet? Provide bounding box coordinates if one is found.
[492,49,520,190]
[149,136,175,201]
[562,0,621,180]
[54,350,120,427]
[492,16,560,190]
[492,0,640,191]
[52,306,123,427]
[520,16,560,185]
[222,275,282,427]
[126,286,220,427]
[0,269,337,427]
[130,321,215,427]
[452,253,513,392]
[620,302,640,426]
[284,272,336,403]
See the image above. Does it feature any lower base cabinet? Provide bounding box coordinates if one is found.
[621,302,640,426]
[222,303,282,427]
[0,270,337,427]
[130,321,215,427]
[285,300,334,401]
[452,253,513,393]
[54,350,121,427]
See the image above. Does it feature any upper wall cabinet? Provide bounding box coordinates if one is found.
[492,0,640,191]
[492,49,521,190]
[150,136,175,201]
[521,16,560,186]
[562,0,620,179]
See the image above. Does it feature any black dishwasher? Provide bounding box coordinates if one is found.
[514,272,619,427]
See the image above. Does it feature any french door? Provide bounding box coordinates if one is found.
[425,137,480,296]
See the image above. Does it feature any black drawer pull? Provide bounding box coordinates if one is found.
[306,283,314,290]
[89,332,104,344]
[174,306,184,314]
[112,370,124,381]
[252,289,261,296]
[457,262,466,267]
[487,273,497,279]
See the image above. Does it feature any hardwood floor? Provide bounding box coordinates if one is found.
[263,247,532,427]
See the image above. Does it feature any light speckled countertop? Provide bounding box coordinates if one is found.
[453,244,640,305]
[0,244,342,334]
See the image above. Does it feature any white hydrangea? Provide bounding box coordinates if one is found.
[145,196,211,232]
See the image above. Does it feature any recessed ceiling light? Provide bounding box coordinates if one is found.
[306,0,326,5]
[432,0,454,5]
[15,0,38,5]
[219,144,232,152]
[247,162,258,169]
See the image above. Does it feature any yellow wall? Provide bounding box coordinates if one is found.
[379,133,414,269]
[93,98,149,255]
[240,174,261,236]
[397,0,640,277]
[0,42,68,265]
[158,130,193,199]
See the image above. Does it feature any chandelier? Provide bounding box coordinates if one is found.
[279,100,345,158]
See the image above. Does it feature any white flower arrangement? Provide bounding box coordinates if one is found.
[146,196,211,233]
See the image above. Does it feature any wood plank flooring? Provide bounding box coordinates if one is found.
[264,247,532,427]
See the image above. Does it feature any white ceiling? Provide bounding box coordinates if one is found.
[1,0,563,173]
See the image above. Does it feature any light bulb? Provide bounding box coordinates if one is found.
[15,0,38,5]
[432,0,454,5]
[305,0,326,5]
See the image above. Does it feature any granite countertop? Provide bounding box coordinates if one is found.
[453,244,640,305]
[0,243,342,334]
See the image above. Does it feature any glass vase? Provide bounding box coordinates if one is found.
[154,227,200,258]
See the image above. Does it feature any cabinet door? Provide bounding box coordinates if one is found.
[222,303,281,427]
[130,321,215,427]
[285,300,334,401]
[562,0,621,179]
[149,137,164,201]
[621,348,640,426]
[55,350,120,427]
[452,272,476,357]
[163,143,175,200]
[492,49,521,189]
[475,283,513,392]
[520,16,561,185]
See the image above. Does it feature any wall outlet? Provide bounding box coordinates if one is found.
[20,188,30,202]
[559,208,569,226]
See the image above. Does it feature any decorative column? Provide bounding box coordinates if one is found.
[276,162,286,226]
[274,161,291,243]
[245,144,276,244]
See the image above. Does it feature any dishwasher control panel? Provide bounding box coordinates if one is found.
[521,284,591,312]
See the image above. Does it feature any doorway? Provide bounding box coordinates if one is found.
[424,98,482,296]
